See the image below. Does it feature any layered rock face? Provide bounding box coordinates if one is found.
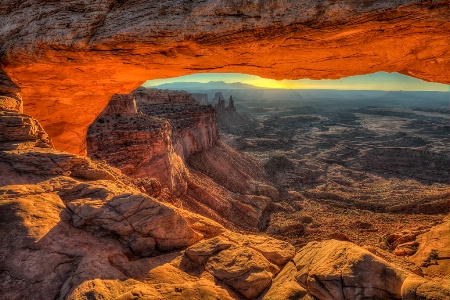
[87,88,275,229]
[87,89,220,194]
[133,88,220,161]
[0,111,53,151]
[0,69,21,110]
[87,93,188,194]
[1,1,449,154]
[0,93,297,300]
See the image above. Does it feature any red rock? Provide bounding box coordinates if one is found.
[1,2,449,154]
[87,92,189,194]
[87,89,276,230]
[0,110,53,150]
[329,233,352,242]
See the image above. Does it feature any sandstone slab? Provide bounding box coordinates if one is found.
[205,247,278,299]
[294,240,410,299]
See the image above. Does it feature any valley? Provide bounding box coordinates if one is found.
[87,85,450,283]
[2,1,450,297]
[1,85,450,299]
[213,89,450,252]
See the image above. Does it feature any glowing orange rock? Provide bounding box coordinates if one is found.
[0,1,449,154]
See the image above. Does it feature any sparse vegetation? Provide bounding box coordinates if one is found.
[380,237,393,252]
[423,249,439,266]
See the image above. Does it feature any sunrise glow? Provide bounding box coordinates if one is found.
[144,72,449,91]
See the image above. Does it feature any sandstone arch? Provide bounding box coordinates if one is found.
[1,0,449,154]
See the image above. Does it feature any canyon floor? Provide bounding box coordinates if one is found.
[214,89,450,271]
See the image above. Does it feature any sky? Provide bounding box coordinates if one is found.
[144,72,449,91]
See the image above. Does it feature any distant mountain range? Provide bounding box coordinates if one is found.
[147,81,261,90]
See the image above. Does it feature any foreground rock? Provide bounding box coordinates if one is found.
[410,216,450,277]
[0,107,294,299]
[295,240,409,299]
[1,2,449,154]
[263,239,450,300]
[186,234,295,299]
[0,110,52,150]
[87,93,189,194]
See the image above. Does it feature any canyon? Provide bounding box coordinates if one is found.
[1,0,450,154]
[1,1,450,299]
[1,86,450,299]
[86,88,276,230]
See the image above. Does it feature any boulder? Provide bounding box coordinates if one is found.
[239,235,295,266]
[185,236,233,265]
[185,233,295,299]
[401,275,450,300]
[205,247,278,299]
[262,262,310,300]
[294,240,409,299]
[410,218,450,275]
[60,181,203,252]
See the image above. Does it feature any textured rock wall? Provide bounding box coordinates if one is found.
[101,93,137,115]
[87,89,220,195]
[87,89,275,229]
[0,68,52,150]
[87,92,189,194]
[264,239,450,300]
[0,68,22,112]
[1,1,449,154]
[0,105,297,300]
[133,88,220,161]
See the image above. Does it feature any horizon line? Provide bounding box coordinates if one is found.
[142,85,449,93]
[143,72,449,92]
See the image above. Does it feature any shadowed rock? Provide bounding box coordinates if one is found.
[0,109,295,299]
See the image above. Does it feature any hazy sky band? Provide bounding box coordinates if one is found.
[144,72,449,91]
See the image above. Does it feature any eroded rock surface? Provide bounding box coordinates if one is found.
[410,216,450,278]
[263,239,450,300]
[87,93,188,194]
[87,88,276,230]
[185,233,296,299]
[0,110,53,150]
[133,88,220,161]
[0,107,295,299]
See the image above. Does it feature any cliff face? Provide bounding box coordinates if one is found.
[133,88,220,161]
[1,1,449,154]
[87,88,275,229]
[0,99,300,300]
[87,93,189,194]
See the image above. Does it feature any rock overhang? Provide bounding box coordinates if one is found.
[1,0,449,154]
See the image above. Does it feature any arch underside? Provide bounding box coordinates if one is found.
[1,0,449,154]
